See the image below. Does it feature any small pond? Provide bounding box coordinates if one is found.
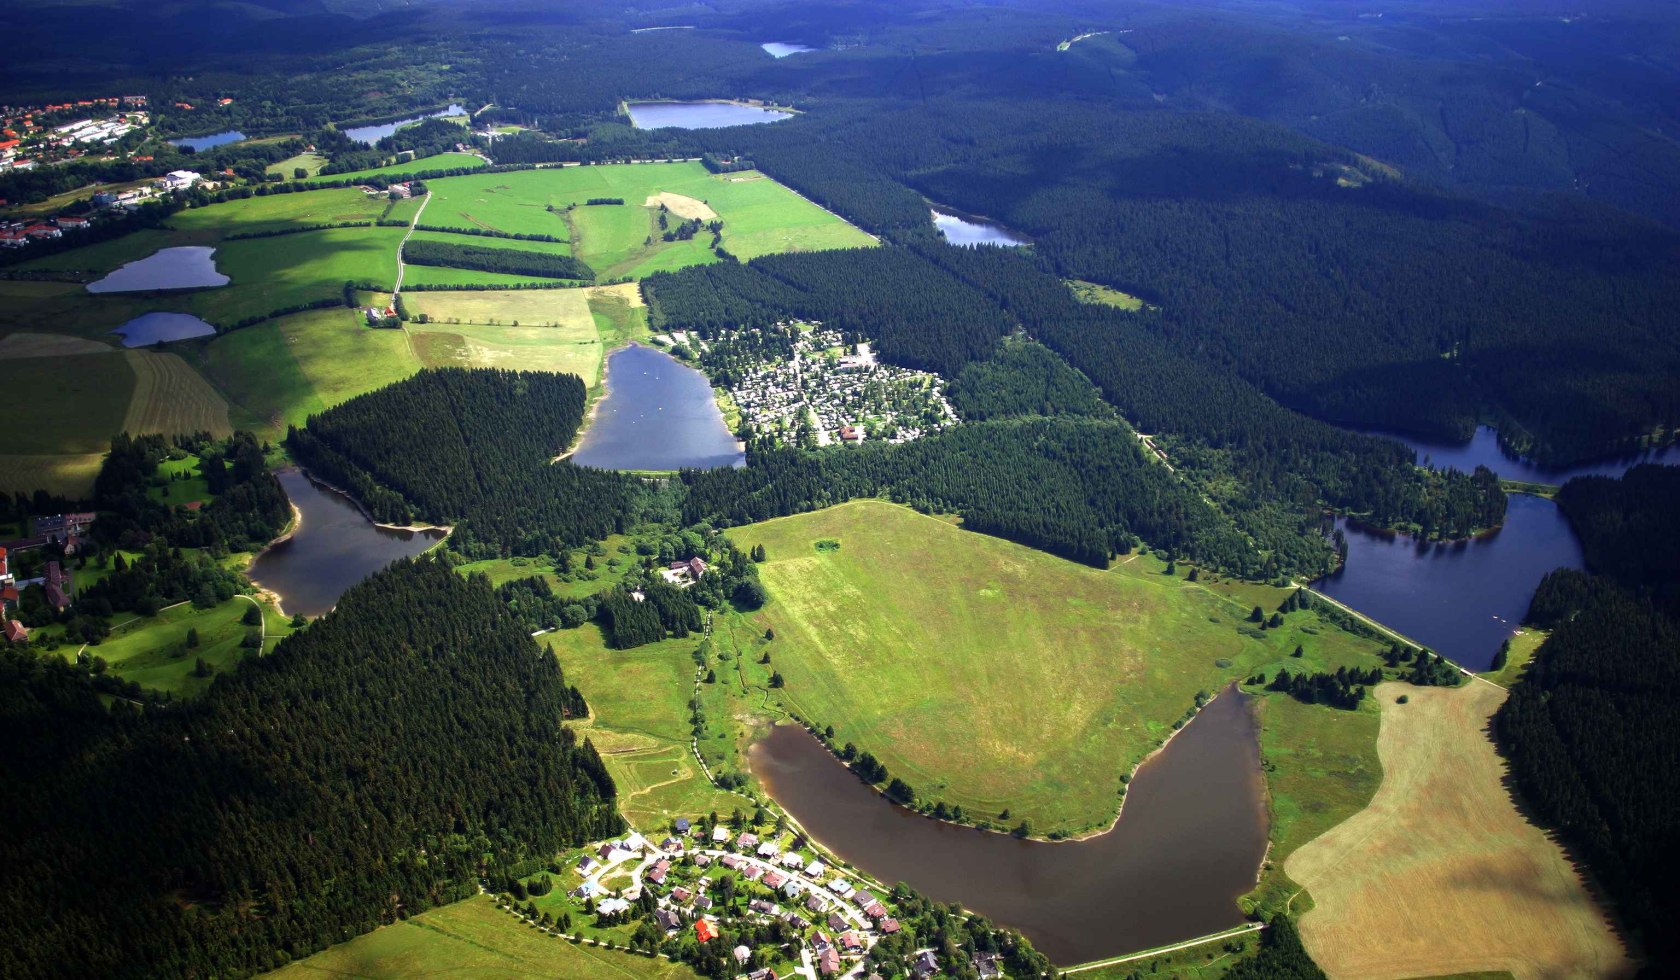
[1314,493,1584,670]
[751,684,1268,966]
[343,104,467,145]
[569,344,745,471]
[762,42,818,58]
[931,208,1030,247]
[625,100,793,129]
[248,469,445,617]
[87,246,229,293]
[1357,423,1680,485]
[170,130,245,152]
[110,312,217,347]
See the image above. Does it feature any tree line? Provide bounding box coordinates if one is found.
[402,238,595,281]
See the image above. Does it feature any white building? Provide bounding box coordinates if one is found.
[159,170,202,191]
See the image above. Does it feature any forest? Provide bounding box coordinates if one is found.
[0,559,621,979]
[1498,465,1680,970]
[402,239,595,281]
[287,369,644,557]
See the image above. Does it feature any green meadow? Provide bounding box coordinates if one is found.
[264,895,699,980]
[724,500,1392,835]
[300,151,487,184]
[69,595,294,697]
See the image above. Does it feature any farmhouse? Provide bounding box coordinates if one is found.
[4,620,27,644]
[661,556,708,587]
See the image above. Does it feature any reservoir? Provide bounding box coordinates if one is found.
[762,42,818,58]
[625,100,793,129]
[931,209,1030,247]
[249,469,445,617]
[569,344,745,471]
[751,684,1268,966]
[343,104,467,145]
[110,312,217,347]
[1315,494,1583,670]
[1359,423,1680,485]
[171,130,245,152]
[87,246,229,293]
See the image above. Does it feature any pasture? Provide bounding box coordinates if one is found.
[724,500,1392,834]
[72,596,292,697]
[424,163,874,278]
[299,151,486,185]
[264,895,700,980]
[1287,682,1631,980]
[204,307,420,436]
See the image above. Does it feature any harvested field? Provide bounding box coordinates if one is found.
[122,350,232,438]
[1287,681,1633,980]
[0,332,118,359]
[0,453,105,497]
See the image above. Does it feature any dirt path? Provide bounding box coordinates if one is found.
[392,190,430,295]
[1287,681,1633,980]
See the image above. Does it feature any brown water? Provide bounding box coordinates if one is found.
[749,684,1268,965]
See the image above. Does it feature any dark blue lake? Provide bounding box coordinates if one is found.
[87,247,229,293]
[1314,494,1584,670]
[1356,423,1680,484]
[625,101,793,129]
[343,104,467,145]
[931,209,1030,247]
[171,130,245,151]
[569,344,744,471]
[111,312,217,347]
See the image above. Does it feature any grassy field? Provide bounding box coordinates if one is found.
[202,307,421,436]
[0,452,106,497]
[1287,682,1631,980]
[400,265,571,289]
[1482,628,1546,687]
[1067,278,1151,311]
[170,187,388,237]
[408,228,574,255]
[0,351,135,454]
[723,500,1392,834]
[425,163,873,277]
[186,225,403,325]
[266,152,329,177]
[265,895,699,980]
[72,596,292,697]
[120,349,231,439]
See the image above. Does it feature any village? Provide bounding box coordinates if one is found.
[0,168,208,248]
[0,94,152,175]
[668,322,958,448]
[493,813,997,980]
[0,511,94,643]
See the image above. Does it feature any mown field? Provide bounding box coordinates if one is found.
[724,500,1392,835]
[264,894,699,980]
[1287,682,1630,980]
[300,151,487,184]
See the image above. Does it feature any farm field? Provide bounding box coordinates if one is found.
[400,265,570,288]
[170,187,388,237]
[203,306,421,436]
[186,224,402,325]
[266,152,329,177]
[1286,681,1630,980]
[425,163,874,276]
[408,227,574,255]
[264,894,699,980]
[724,500,1392,834]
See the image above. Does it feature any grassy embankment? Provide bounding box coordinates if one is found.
[722,499,1394,837]
[264,894,699,980]
[1287,681,1630,979]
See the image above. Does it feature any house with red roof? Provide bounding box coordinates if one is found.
[5,620,28,644]
[694,918,717,943]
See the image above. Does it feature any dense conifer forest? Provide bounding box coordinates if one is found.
[287,369,643,557]
[402,239,595,281]
[0,559,621,979]
[1498,466,1680,969]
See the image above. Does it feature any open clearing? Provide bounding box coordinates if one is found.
[299,151,487,185]
[725,500,1391,834]
[1287,681,1631,980]
[264,894,699,979]
[121,350,231,439]
[71,596,292,697]
[644,191,716,220]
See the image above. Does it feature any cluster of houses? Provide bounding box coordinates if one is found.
[0,214,92,249]
[0,98,151,173]
[659,555,708,587]
[709,325,957,448]
[0,512,93,642]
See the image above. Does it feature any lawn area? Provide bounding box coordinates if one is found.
[408,227,574,256]
[400,266,572,289]
[72,595,292,697]
[202,307,420,437]
[266,152,329,177]
[1482,627,1546,687]
[149,454,212,507]
[424,163,873,278]
[264,894,699,980]
[1067,278,1150,311]
[301,151,487,185]
[1287,682,1630,980]
[170,187,388,237]
[723,500,1392,835]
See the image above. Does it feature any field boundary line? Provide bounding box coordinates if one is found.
[1060,922,1265,974]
